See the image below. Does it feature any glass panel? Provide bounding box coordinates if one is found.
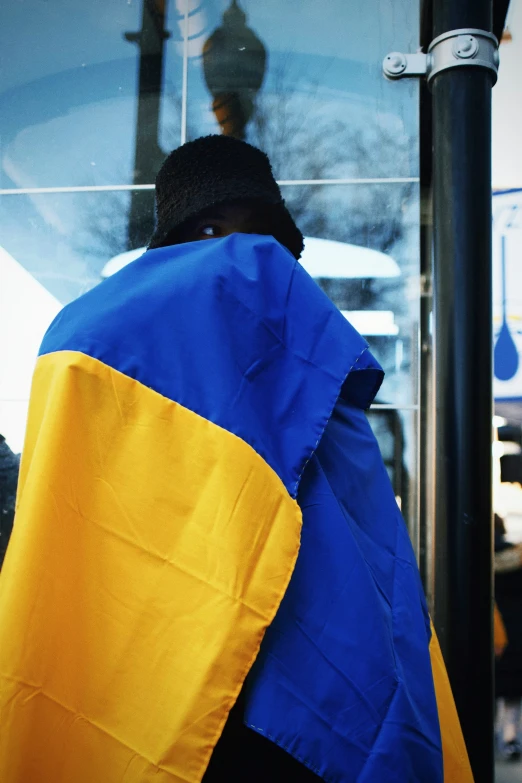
[0,190,151,303]
[0,0,183,190]
[185,0,419,180]
[1,0,421,522]
[1,188,154,455]
[367,409,419,546]
[281,182,420,406]
[1,180,419,404]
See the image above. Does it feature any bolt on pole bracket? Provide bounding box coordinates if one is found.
[383,29,499,87]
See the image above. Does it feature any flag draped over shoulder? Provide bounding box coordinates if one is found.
[0,234,472,782]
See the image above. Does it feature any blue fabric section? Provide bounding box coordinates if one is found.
[245,398,443,783]
[39,233,441,780]
[39,234,382,497]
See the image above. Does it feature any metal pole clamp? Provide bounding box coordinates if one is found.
[383,29,499,87]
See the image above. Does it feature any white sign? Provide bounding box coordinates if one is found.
[493,189,522,401]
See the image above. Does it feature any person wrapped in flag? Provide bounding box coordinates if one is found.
[0,136,472,782]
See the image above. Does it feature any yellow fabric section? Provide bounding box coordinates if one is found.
[0,351,302,783]
[494,603,508,656]
[429,624,474,782]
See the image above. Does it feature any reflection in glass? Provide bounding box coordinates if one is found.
[281,182,419,405]
[367,409,419,544]
[0,180,419,404]
[0,0,184,191]
[187,0,419,180]
[1,0,421,526]
[0,190,146,303]
[202,0,267,139]
[125,0,173,247]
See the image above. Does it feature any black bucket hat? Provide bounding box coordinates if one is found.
[148,135,304,259]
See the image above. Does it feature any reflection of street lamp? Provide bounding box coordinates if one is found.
[125,0,170,249]
[203,0,267,139]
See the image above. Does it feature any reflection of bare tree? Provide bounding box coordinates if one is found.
[78,54,415,268]
[76,115,414,284]
[249,62,334,179]
[159,90,186,152]
[250,76,415,321]
[245,62,415,260]
[74,89,193,264]
[75,60,416,383]
[73,68,416,523]
[74,189,131,264]
[75,80,416,406]
[246,71,415,516]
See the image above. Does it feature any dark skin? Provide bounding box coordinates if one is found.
[171,201,279,246]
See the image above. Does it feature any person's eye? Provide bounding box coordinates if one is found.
[200,224,221,237]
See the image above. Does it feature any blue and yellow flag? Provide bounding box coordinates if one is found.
[0,234,472,782]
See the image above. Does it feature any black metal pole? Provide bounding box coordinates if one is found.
[431,0,495,780]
